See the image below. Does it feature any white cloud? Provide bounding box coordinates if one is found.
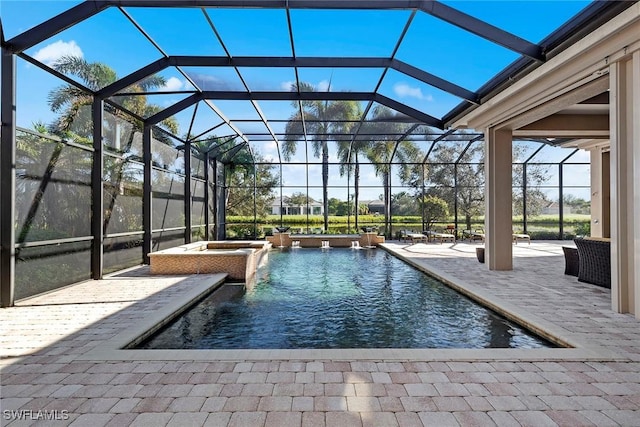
[393,82,433,101]
[191,73,231,90]
[160,76,184,91]
[280,81,295,91]
[317,79,331,92]
[365,171,378,181]
[570,149,590,163]
[183,79,196,91]
[33,40,83,66]
[263,141,278,153]
[308,164,322,175]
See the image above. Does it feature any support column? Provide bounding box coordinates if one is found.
[589,147,611,238]
[454,163,459,227]
[142,125,152,264]
[522,164,528,234]
[485,127,513,270]
[213,160,218,240]
[1,48,16,307]
[559,163,564,239]
[217,163,226,240]
[204,153,210,241]
[91,98,104,279]
[253,164,257,239]
[184,141,191,244]
[212,160,224,240]
[602,151,611,238]
[218,164,227,240]
[609,52,640,317]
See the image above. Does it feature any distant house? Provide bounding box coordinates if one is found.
[541,201,572,215]
[271,196,323,215]
[364,200,385,215]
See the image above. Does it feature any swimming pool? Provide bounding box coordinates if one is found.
[137,248,555,350]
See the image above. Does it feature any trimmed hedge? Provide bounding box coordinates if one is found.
[227,214,591,240]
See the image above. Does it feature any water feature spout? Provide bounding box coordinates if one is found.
[275,226,290,248]
[361,226,375,249]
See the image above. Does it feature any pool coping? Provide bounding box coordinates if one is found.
[79,247,624,362]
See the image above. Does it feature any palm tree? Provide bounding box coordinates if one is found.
[336,130,368,231]
[47,55,177,137]
[366,106,422,237]
[47,55,179,237]
[15,123,92,242]
[283,82,361,231]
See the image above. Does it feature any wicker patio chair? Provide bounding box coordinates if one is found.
[574,238,611,288]
[562,246,579,276]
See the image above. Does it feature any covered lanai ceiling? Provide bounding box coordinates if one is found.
[1,0,633,163]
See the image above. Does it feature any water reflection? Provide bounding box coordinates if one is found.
[487,315,515,348]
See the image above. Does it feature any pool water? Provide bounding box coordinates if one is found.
[138,249,555,349]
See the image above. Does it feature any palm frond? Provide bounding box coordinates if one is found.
[139,75,168,91]
[47,85,90,113]
[50,55,116,90]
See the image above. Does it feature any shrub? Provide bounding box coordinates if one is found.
[573,221,591,237]
[528,230,562,240]
[420,195,449,231]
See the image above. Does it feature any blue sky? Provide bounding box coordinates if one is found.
[1,0,592,201]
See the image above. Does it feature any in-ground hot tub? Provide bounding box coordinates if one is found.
[148,241,271,280]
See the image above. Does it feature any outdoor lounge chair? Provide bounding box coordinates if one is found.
[512,231,530,244]
[406,232,428,244]
[462,229,485,242]
[423,230,455,244]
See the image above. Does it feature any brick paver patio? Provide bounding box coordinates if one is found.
[1,241,639,426]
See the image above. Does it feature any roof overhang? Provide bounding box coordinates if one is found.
[449,2,640,148]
